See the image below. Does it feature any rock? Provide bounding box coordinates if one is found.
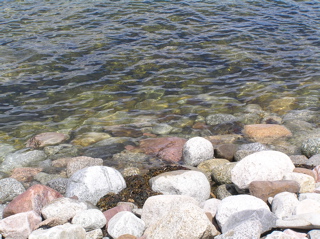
[183,137,214,166]
[294,199,320,215]
[41,197,89,222]
[290,155,309,166]
[299,193,320,202]
[103,205,133,227]
[71,132,111,147]
[26,132,68,148]
[314,166,320,183]
[268,97,296,114]
[149,170,210,202]
[34,172,61,185]
[141,195,199,228]
[214,144,238,161]
[66,156,103,177]
[282,172,315,193]
[243,124,292,143]
[85,229,103,239]
[122,167,140,177]
[104,126,143,138]
[206,113,238,126]
[215,219,262,239]
[107,211,145,238]
[231,150,295,189]
[200,198,221,218]
[72,209,106,231]
[234,142,269,161]
[301,138,320,158]
[309,230,320,239]
[214,184,238,200]
[276,213,320,230]
[215,195,270,228]
[294,168,315,180]
[0,144,15,163]
[151,123,173,135]
[65,166,126,205]
[139,137,187,163]
[0,211,42,239]
[143,202,219,239]
[271,192,299,219]
[45,178,68,195]
[44,144,79,160]
[265,229,308,239]
[35,217,68,229]
[29,223,86,239]
[3,184,63,218]
[0,149,46,173]
[249,180,300,202]
[10,167,42,182]
[221,209,276,234]
[211,163,236,184]
[306,154,320,167]
[0,178,25,203]
[197,158,230,181]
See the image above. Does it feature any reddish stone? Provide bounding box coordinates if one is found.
[249,180,300,202]
[139,137,187,163]
[3,184,63,218]
[243,124,292,143]
[103,205,133,227]
[10,167,42,182]
[26,132,68,148]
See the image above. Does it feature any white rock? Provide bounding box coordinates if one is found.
[183,137,214,166]
[141,195,199,228]
[149,170,210,202]
[294,199,320,215]
[282,172,315,193]
[265,229,308,239]
[41,197,88,221]
[299,193,320,202]
[215,194,269,227]
[65,166,126,205]
[107,211,145,238]
[72,209,106,231]
[29,223,86,239]
[272,192,299,219]
[215,219,262,239]
[143,202,219,239]
[308,229,320,239]
[231,150,295,189]
[200,198,221,217]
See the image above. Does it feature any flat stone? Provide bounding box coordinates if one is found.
[183,137,214,166]
[249,180,300,202]
[139,137,187,163]
[243,124,292,143]
[65,166,126,205]
[3,184,63,218]
[149,170,210,202]
[231,150,295,189]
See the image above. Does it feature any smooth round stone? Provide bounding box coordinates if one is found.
[183,137,214,166]
[301,138,320,158]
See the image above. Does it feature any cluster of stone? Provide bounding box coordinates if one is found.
[0,108,320,238]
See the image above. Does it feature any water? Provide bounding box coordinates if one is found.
[0,0,319,148]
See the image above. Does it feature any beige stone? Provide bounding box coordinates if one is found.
[243,124,292,143]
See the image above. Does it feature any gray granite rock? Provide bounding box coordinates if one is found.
[0,178,25,204]
[215,219,262,239]
[149,170,210,202]
[234,142,269,161]
[0,149,46,173]
[46,178,68,195]
[301,138,320,158]
[65,166,126,205]
[183,137,214,166]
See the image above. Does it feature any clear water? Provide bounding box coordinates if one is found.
[0,0,319,147]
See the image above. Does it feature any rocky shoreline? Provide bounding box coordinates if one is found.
[0,106,320,238]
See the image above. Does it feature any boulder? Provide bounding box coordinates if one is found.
[65,166,126,205]
[231,150,295,189]
[183,137,214,166]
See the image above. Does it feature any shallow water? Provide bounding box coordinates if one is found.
[0,0,319,147]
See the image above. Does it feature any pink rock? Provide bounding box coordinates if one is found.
[3,184,63,218]
[103,205,133,227]
[10,167,42,182]
[26,132,68,148]
[243,124,292,143]
[0,210,42,239]
[139,137,187,162]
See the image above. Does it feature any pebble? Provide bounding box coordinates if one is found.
[0,178,25,203]
[149,170,210,202]
[231,150,295,189]
[65,166,126,205]
[183,136,214,166]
